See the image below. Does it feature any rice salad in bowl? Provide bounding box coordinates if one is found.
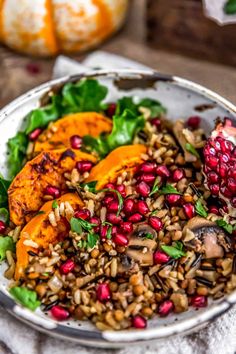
[0,71,236,343]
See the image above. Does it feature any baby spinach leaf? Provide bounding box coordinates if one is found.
[70,217,96,234]
[81,181,98,193]
[224,0,236,14]
[138,98,167,118]
[116,97,138,115]
[0,208,9,223]
[0,236,15,262]
[10,286,40,311]
[7,132,28,178]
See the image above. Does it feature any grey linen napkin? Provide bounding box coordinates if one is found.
[1,52,236,354]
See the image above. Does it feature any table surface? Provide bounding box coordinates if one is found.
[0,0,236,109]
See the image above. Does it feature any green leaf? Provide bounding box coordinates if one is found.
[0,176,11,208]
[224,0,236,14]
[161,242,186,259]
[7,132,28,178]
[81,181,98,193]
[185,143,200,158]
[99,188,123,216]
[52,200,58,209]
[116,97,167,118]
[9,287,40,311]
[35,210,46,216]
[216,219,233,234]
[145,233,154,239]
[195,199,208,218]
[159,184,182,195]
[70,217,82,234]
[116,97,139,116]
[0,236,15,262]
[77,240,87,248]
[138,98,167,118]
[87,233,99,249]
[0,208,9,223]
[149,177,160,196]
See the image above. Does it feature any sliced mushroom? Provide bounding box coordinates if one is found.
[183,216,232,259]
[173,120,198,162]
[117,254,139,275]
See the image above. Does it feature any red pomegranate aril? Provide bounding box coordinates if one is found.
[107,200,119,213]
[191,295,208,308]
[132,315,147,329]
[102,195,115,206]
[207,171,219,184]
[227,178,236,193]
[70,135,82,149]
[100,224,109,240]
[0,221,6,233]
[156,165,170,178]
[123,198,136,215]
[150,118,161,129]
[218,138,234,153]
[116,184,126,197]
[158,300,174,317]
[136,181,150,197]
[153,250,170,264]
[209,184,220,196]
[50,305,70,321]
[220,185,232,198]
[76,161,93,173]
[26,62,41,75]
[139,162,156,173]
[136,200,149,215]
[111,226,118,235]
[60,259,75,274]
[218,164,227,178]
[205,155,218,170]
[96,283,111,302]
[128,213,143,223]
[45,186,60,198]
[148,216,163,231]
[228,169,236,180]
[113,233,129,246]
[106,103,117,118]
[165,194,181,206]
[208,205,220,215]
[172,168,185,182]
[105,182,116,189]
[120,221,133,234]
[231,197,236,208]
[28,128,42,141]
[139,173,156,184]
[90,216,100,232]
[74,209,90,220]
[183,203,195,219]
[106,213,122,225]
[187,116,201,130]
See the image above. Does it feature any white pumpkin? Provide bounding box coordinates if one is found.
[0,0,128,56]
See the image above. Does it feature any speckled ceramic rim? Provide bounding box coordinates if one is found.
[1,69,236,347]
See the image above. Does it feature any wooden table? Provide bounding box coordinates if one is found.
[0,0,235,108]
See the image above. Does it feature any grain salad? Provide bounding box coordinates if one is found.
[1,78,236,331]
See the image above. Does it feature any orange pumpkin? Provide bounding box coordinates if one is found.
[0,0,128,56]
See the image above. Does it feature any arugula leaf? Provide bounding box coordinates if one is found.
[216,219,233,234]
[149,177,160,196]
[0,176,11,208]
[83,109,145,157]
[7,132,28,178]
[99,189,123,216]
[0,208,9,223]
[0,236,15,262]
[161,241,186,259]
[9,286,40,311]
[185,143,200,158]
[159,184,182,195]
[52,200,58,209]
[195,199,208,218]
[87,233,99,249]
[145,233,154,239]
[224,0,236,14]
[138,98,167,118]
[81,181,98,193]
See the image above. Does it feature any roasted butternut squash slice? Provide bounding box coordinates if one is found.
[86,145,147,190]
[8,149,96,226]
[15,193,83,280]
[34,112,112,153]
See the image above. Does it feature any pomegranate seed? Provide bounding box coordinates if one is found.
[136,181,150,197]
[227,178,236,193]
[153,251,170,264]
[136,200,149,215]
[156,165,170,178]
[150,118,161,129]
[172,168,185,182]
[205,155,218,170]
[207,171,219,184]
[209,184,220,196]
[111,226,118,235]
[28,128,42,141]
[74,209,90,220]
[218,137,233,153]
[60,259,75,274]
[158,300,174,317]
[26,62,41,75]
[120,221,133,234]
[228,169,236,180]
[105,183,116,189]
[116,184,126,197]
[123,198,135,215]
[76,161,93,173]
[183,203,195,219]
[90,216,100,232]
[138,162,156,173]
[165,194,181,206]
[132,315,147,329]
[107,200,119,213]
[113,233,129,246]
[50,305,70,321]
[0,221,6,233]
[204,145,216,156]
[187,116,201,130]
[106,213,122,225]
[96,283,111,302]
[45,186,60,198]
[102,195,115,206]
[220,185,232,198]
[128,213,144,223]
[138,173,156,184]
[191,295,208,308]
[100,224,109,240]
[148,216,163,231]
[231,197,236,208]
[106,103,117,118]
[70,135,82,149]
[208,205,220,215]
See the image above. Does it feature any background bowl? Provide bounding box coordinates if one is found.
[0,70,236,348]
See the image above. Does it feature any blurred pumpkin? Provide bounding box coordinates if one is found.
[0,0,128,56]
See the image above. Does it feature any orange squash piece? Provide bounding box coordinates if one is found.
[8,149,96,226]
[34,112,112,153]
[86,145,147,190]
[15,193,83,280]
